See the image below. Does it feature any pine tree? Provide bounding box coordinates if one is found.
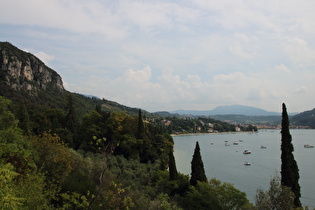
[169,150,178,181]
[280,103,301,207]
[190,141,207,185]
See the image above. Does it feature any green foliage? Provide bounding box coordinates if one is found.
[208,178,253,210]
[0,94,270,209]
[138,109,146,139]
[183,180,253,210]
[0,96,18,130]
[0,163,24,209]
[281,103,301,207]
[31,132,75,181]
[291,108,315,128]
[169,150,178,181]
[183,181,222,210]
[255,174,295,210]
[190,141,207,186]
[58,191,90,209]
[155,116,238,134]
[16,104,31,136]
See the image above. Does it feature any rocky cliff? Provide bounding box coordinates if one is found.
[0,42,64,93]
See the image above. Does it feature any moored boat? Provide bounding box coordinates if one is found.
[304,144,314,148]
[244,161,251,166]
[243,150,251,154]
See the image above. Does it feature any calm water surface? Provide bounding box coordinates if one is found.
[173,129,315,208]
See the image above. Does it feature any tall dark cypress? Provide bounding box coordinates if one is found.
[137,109,145,139]
[169,150,178,181]
[65,95,76,133]
[190,141,207,185]
[281,103,301,207]
[17,104,31,136]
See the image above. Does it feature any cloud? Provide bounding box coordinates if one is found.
[294,86,308,94]
[275,64,291,73]
[0,0,127,39]
[283,37,315,67]
[34,52,55,65]
[2,0,315,113]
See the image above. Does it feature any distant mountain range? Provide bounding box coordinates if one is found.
[170,105,285,116]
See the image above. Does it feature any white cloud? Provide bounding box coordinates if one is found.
[34,52,55,65]
[283,37,315,67]
[294,86,308,94]
[1,0,315,113]
[275,64,291,73]
[0,0,127,39]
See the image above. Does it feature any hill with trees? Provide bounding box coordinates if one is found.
[291,108,315,128]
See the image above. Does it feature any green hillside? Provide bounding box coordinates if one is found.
[291,108,315,128]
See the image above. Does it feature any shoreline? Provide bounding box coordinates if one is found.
[170,131,257,137]
[170,128,314,137]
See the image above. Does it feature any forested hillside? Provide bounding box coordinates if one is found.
[0,95,257,209]
[291,108,315,128]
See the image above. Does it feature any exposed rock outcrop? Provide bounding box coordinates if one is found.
[0,42,64,94]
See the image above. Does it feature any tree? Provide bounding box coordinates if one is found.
[17,104,31,136]
[255,174,294,210]
[169,150,178,181]
[65,95,77,134]
[190,141,207,185]
[280,103,301,207]
[137,109,146,139]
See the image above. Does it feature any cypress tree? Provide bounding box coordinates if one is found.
[280,103,301,207]
[65,95,76,133]
[17,104,31,135]
[137,109,146,139]
[190,141,207,185]
[169,150,178,181]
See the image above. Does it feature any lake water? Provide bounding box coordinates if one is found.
[173,129,315,208]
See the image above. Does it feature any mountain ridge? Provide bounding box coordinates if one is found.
[171,105,283,116]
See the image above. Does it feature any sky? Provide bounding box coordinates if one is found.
[1,0,315,113]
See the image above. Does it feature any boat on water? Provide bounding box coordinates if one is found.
[304,144,314,148]
[243,150,251,154]
[233,142,239,145]
[225,143,230,146]
[261,145,267,149]
[244,161,251,166]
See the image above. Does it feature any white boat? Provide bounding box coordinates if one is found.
[261,145,267,149]
[243,150,251,154]
[233,142,239,145]
[244,161,251,166]
[304,144,314,148]
[225,143,230,146]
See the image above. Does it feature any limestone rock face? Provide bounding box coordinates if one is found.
[0,42,64,93]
